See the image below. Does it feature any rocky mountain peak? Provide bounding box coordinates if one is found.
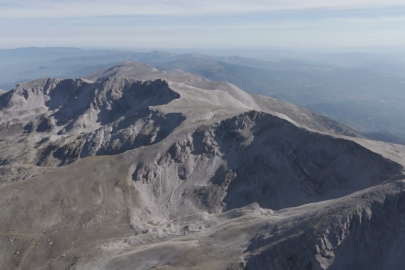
[1,63,405,270]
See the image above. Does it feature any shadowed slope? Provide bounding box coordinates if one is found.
[0,77,183,166]
[0,63,404,270]
[87,62,363,138]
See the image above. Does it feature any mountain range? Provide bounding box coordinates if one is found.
[1,48,405,144]
[1,63,405,269]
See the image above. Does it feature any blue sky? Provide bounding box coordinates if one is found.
[1,0,405,49]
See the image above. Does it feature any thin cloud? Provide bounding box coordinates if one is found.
[1,0,405,18]
[1,0,405,49]
[333,16,405,24]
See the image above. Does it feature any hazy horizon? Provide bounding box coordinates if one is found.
[1,0,405,49]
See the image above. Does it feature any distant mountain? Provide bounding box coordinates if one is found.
[150,55,405,143]
[2,48,405,144]
[86,62,362,138]
[85,61,207,86]
[363,132,405,145]
[1,63,405,269]
[307,102,405,142]
[0,63,362,167]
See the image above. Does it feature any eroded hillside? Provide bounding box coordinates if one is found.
[0,64,404,270]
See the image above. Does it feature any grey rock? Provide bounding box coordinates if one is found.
[0,63,404,270]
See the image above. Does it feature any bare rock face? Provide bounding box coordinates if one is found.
[213,111,400,210]
[88,62,364,138]
[0,77,183,166]
[0,63,405,270]
[85,61,207,86]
